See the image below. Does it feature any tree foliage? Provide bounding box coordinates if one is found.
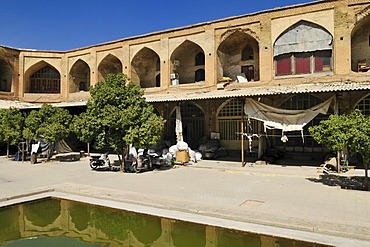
[74,73,165,164]
[309,114,351,153]
[23,104,72,159]
[71,112,100,154]
[0,107,24,157]
[309,110,370,189]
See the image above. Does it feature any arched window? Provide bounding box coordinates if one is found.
[276,94,331,152]
[241,45,254,61]
[30,66,60,93]
[218,99,261,142]
[195,69,205,82]
[274,21,333,76]
[356,95,370,115]
[195,52,205,66]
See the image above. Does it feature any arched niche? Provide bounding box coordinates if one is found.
[69,59,91,93]
[351,8,370,72]
[98,54,122,82]
[0,59,13,92]
[217,30,259,82]
[170,40,205,84]
[131,47,161,88]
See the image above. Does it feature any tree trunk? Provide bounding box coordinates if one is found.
[117,151,123,172]
[47,144,54,161]
[87,142,90,156]
[6,142,10,158]
[337,151,341,173]
[364,155,369,191]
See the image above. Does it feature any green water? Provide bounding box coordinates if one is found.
[0,198,331,247]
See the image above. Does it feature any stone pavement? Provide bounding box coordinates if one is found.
[0,156,369,246]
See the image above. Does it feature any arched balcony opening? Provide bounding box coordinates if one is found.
[0,59,13,92]
[351,11,370,72]
[170,41,205,85]
[69,59,90,93]
[217,30,259,82]
[131,48,161,88]
[98,54,122,82]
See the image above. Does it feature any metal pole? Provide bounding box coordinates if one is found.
[241,121,245,167]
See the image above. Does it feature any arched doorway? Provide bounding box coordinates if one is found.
[131,47,161,88]
[98,54,122,81]
[69,59,90,92]
[169,102,205,149]
[217,98,262,150]
[274,94,332,153]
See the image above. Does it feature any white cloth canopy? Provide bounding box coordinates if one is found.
[244,96,334,133]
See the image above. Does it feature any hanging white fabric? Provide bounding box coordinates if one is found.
[175,106,183,142]
[244,96,334,133]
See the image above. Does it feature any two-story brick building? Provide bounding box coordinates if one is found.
[1,0,370,160]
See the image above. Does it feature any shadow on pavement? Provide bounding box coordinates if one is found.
[307,174,369,191]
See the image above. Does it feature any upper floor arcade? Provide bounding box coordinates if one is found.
[1,0,370,103]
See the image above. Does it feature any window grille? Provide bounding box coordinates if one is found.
[30,66,60,93]
[356,95,370,116]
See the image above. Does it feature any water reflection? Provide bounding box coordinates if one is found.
[23,199,61,227]
[0,206,21,243]
[171,221,206,247]
[0,198,331,247]
[70,202,90,231]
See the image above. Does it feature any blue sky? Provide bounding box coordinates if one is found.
[1,0,313,51]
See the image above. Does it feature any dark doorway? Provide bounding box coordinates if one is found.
[241,65,254,81]
[169,102,205,149]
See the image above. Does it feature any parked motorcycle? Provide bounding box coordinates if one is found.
[89,152,111,170]
[125,149,160,173]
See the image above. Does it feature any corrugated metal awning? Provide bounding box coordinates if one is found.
[2,81,370,108]
[0,100,87,109]
[145,81,370,102]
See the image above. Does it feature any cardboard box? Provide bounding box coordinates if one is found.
[176,150,190,163]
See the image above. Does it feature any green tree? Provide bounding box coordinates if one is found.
[309,114,351,173]
[71,112,100,156]
[23,104,72,160]
[79,73,165,170]
[0,108,24,158]
[309,110,370,190]
[345,110,370,190]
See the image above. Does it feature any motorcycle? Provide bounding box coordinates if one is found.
[89,152,111,170]
[125,148,159,173]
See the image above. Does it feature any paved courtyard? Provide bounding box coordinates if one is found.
[0,156,369,246]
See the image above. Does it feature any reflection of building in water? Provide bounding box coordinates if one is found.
[0,198,323,246]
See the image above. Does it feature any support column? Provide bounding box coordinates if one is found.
[259,16,273,82]
[60,55,68,101]
[160,38,170,89]
[204,29,216,87]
